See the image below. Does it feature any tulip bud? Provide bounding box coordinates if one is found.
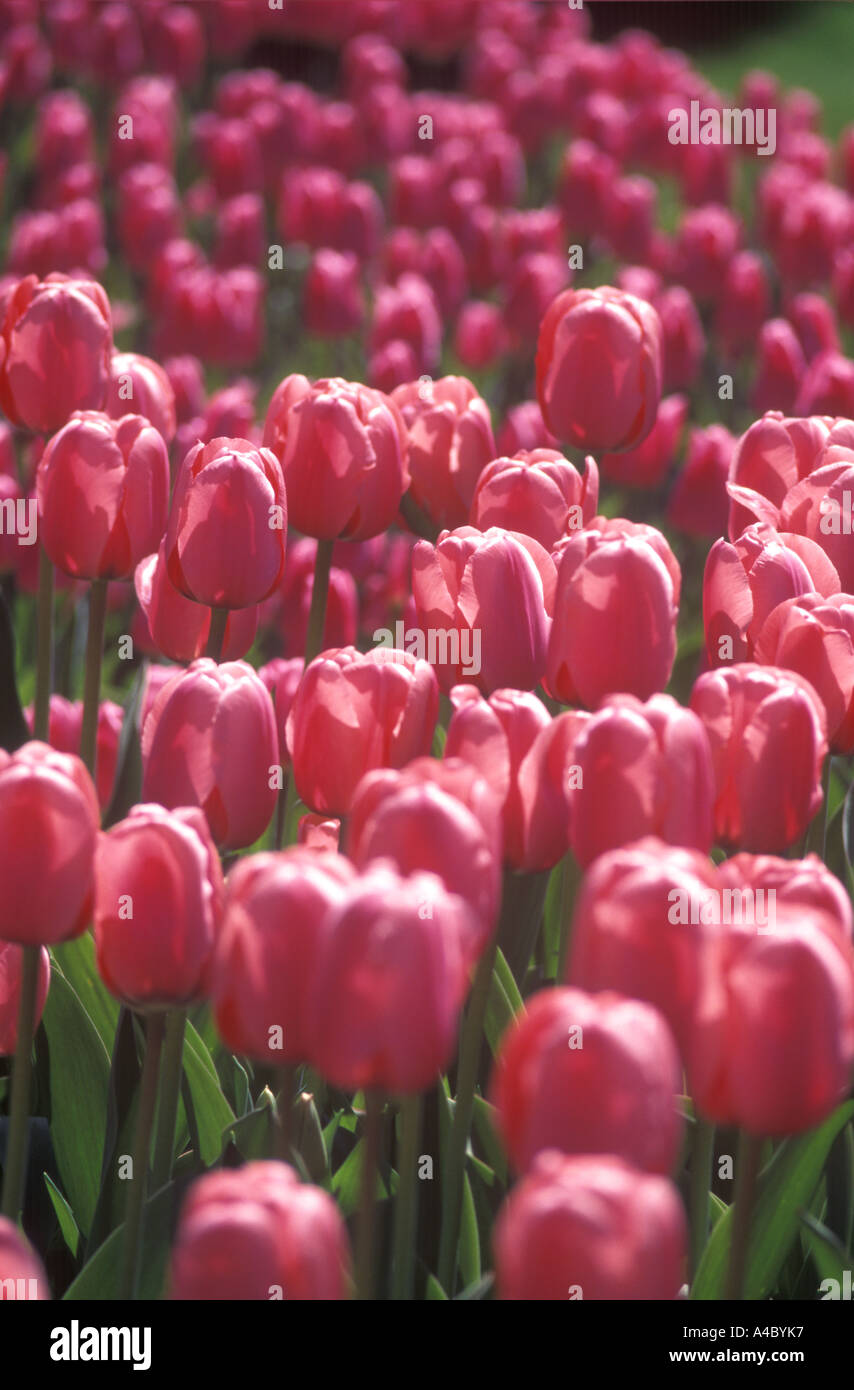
[0,1216,49,1300]
[0,941,50,1056]
[391,375,495,531]
[469,450,598,550]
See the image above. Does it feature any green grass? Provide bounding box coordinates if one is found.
[691,1,854,139]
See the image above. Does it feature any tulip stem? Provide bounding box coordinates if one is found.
[205,606,228,661]
[152,1009,186,1192]
[277,1063,296,1162]
[555,852,582,983]
[1,945,40,1220]
[725,1131,763,1300]
[392,1092,422,1301]
[80,577,108,775]
[355,1089,383,1301]
[437,931,498,1296]
[304,539,334,666]
[33,547,54,741]
[120,1012,166,1301]
[689,1119,715,1280]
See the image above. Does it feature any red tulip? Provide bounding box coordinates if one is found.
[263,375,407,542]
[599,394,688,490]
[0,742,98,946]
[469,450,598,551]
[289,645,436,816]
[165,436,286,609]
[257,657,304,768]
[703,522,840,665]
[0,273,112,435]
[412,525,554,694]
[674,203,741,303]
[135,542,259,664]
[548,521,679,707]
[212,848,355,1062]
[494,1151,686,1301]
[37,410,169,581]
[689,907,854,1135]
[654,284,705,393]
[690,663,827,852]
[304,249,364,338]
[717,851,853,949]
[570,694,714,867]
[391,375,495,531]
[444,686,588,871]
[0,1216,49,1300]
[750,320,806,415]
[536,286,662,452]
[142,659,278,849]
[308,863,468,1093]
[95,804,223,1010]
[666,425,735,538]
[170,1162,349,1300]
[715,251,771,359]
[104,351,176,441]
[0,942,50,1056]
[753,592,854,752]
[24,693,122,810]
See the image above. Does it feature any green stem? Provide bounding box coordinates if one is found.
[204,606,229,661]
[689,1119,715,1280]
[277,1063,296,1162]
[119,1012,166,1301]
[355,1090,383,1301]
[556,852,582,983]
[437,932,499,1296]
[392,1093,422,1301]
[152,1010,186,1192]
[80,577,108,775]
[278,771,299,850]
[725,1131,763,1300]
[303,539,334,666]
[1,946,40,1220]
[33,547,54,741]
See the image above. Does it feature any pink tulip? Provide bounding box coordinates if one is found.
[469,450,598,550]
[0,941,50,1056]
[135,543,259,663]
[753,592,854,752]
[391,375,495,531]
[104,351,176,441]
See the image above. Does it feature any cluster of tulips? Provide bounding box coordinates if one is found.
[1,0,854,1304]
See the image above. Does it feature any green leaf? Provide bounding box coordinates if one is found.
[182,1021,235,1166]
[332,1137,388,1219]
[484,969,516,1057]
[0,588,31,752]
[426,1274,448,1300]
[63,1182,178,1300]
[472,1095,507,1187]
[691,1102,854,1300]
[225,1096,277,1162]
[42,971,110,1237]
[493,947,523,1017]
[454,1274,494,1300]
[50,933,119,1055]
[801,1211,850,1291]
[459,1172,480,1288]
[87,1006,142,1253]
[101,663,146,828]
[43,1172,79,1259]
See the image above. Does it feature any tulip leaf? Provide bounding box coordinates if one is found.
[426,1274,449,1300]
[182,1022,235,1166]
[331,1137,389,1218]
[459,1171,481,1287]
[691,1102,854,1300]
[224,1098,277,1163]
[484,969,516,1056]
[43,1171,80,1259]
[87,1006,142,1253]
[454,1274,494,1300]
[493,947,523,1017]
[472,1096,507,1187]
[801,1211,850,1291]
[50,933,120,1056]
[41,971,111,1237]
[0,586,31,752]
[63,1181,179,1300]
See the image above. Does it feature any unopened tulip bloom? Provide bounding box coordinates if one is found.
[567,839,718,1056]
[725,411,854,547]
[536,286,662,452]
[0,1216,49,1299]
[391,376,495,530]
[165,436,286,609]
[304,249,364,338]
[753,592,854,752]
[548,522,679,707]
[142,660,278,849]
[104,351,176,441]
[655,285,706,392]
[0,942,50,1055]
[0,742,98,945]
[469,450,598,550]
[263,375,406,542]
[715,251,771,360]
[674,204,741,303]
[689,906,854,1135]
[599,394,688,489]
[135,543,258,664]
[286,647,438,816]
[170,1162,349,1300]
[494,1152,686,1301]
[257,657,304,768]
[703,523,840,665]
[717,851,853,949]
[308,864,468,1093]
[570,695,714,867]
[750,320,806,415]
[24,693,122,810]
[412,526,554,694]
[690,663,827,852]
[347,765,500,964]
[444,686,588,871]
[212,849,355,1062]
[492,988,682,1175]
[95,804,222,1010]
[36,411,169,581]
[0,273,112,434]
